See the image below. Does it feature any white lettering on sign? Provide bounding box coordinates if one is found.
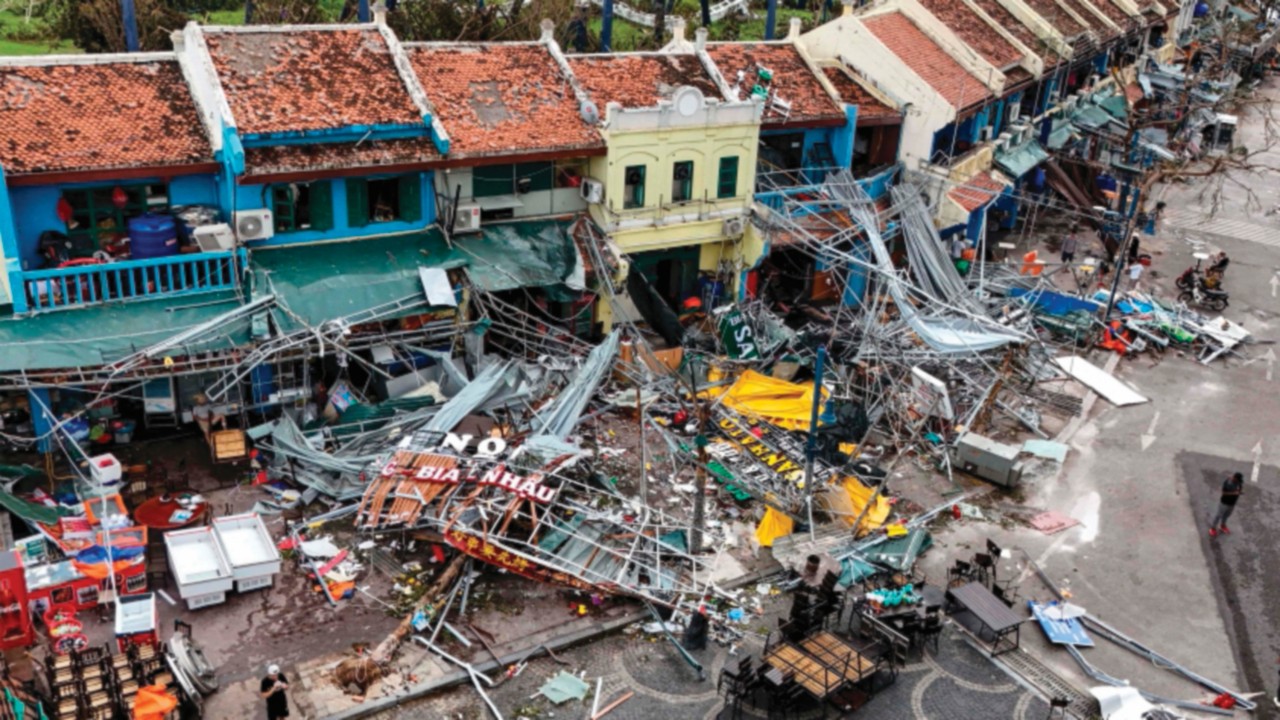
[378,432,556,503]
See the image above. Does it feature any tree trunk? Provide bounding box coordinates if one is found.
[653,0,665,46]
[370,554,466,665]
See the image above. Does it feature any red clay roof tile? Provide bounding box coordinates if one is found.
[407,44,602,159]
[1020,0,1088,37]
[1080,0,1133,29]
[1055,0,1119,38]
[863,13,991,109]
[706,43,845,125]
[567,54,722,111]
[821,67,898,121]
[948,170,1005,211]
[0,60,212,176]
[967,0,1061,65]
[242,138,441,180]
[206,28,421,135]
[914,0,1025,69]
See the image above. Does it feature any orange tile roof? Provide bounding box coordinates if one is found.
[1020,0,1088,37]
[1081,0,1133,29]
[206,28,422,136]
[948,171,1005,212]
[0,60,212,176]
[821,67,898,122]
[968,0,1061,65]
[914,0,1025,69]
[242,138,442,180]
[863,13,991,109]
[567,54,722,110]
[1055,0,1117,38]
[407,44,602,159]
[706,43,845,125]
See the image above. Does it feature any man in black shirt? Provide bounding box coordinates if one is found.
[260,664,290,720]
[1208,472,1243,538]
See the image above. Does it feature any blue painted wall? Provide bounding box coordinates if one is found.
[7,174,221,270]
[830,106,857,171]
[232,170,436,247]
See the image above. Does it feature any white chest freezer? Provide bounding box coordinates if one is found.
[212,513,281,592]
[164,527,233,609]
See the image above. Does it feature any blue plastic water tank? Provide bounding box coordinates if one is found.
[127,214,179,259]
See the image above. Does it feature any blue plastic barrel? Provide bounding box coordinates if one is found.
[127,214,179,259]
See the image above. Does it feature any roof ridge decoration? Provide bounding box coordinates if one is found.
[0,52,178,68]
[988,0,1076,57]
[693,29,737,101]
[786,33,848,110]
[376,22,451,155]
[174,22,237,159]
[541,20,598,124]
[950,0,1047,75]
[830,58,906,110]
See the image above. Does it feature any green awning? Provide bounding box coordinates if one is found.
[250,230,465,330]
[0,487,75,526]
[1071,103,1114,129]
[1047,119,1077,150]
[1100,95,1129,120]
[453,220,583,296]
[995,139,1050,178]
[0,290,247,372]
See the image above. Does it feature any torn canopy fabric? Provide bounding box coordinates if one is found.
[454,221,585,299]
[707,370,828,432]
[755,507,795,547]
[820,477,891,534]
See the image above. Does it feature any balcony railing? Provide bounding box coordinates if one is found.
[19,251,239,314]
[754,164,900,218]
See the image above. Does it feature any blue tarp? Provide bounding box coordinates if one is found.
[75,544,145,564]
[1010,288,1102,317]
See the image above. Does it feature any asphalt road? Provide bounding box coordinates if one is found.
[1181,452,1280,718]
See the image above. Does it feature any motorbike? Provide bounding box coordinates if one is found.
[1179,279,1230,311]
[1175,264,1202,290]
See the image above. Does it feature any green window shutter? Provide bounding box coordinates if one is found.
[473,165,514,198]
[515,162,554,192]
[398,173,423,223]
[271,186,295,233]
[310,181,334,231]
[346,178,369,228]
[718,157,739,199]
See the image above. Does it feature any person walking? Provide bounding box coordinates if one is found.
[1208,472,1244,537]
[1127,260,1144,292]
[260,664,290,720]
[1061,224,1080,270]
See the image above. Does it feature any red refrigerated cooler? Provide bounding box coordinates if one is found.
[0,550,33,650]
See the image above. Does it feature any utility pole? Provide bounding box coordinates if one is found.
[601,0,614,51]
[802,345,827,541]
[689,361,708,554]
[121,0,138,52]
[636,384,648,502]
[765,0,778,39]
[1103,178,1141,322]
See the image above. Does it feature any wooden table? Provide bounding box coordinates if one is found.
[947,581,1025,656]
[800,631,876,684]
[763,642,841,699]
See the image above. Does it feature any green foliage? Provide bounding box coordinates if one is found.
[385,0,578,42]
[46,0,186,53]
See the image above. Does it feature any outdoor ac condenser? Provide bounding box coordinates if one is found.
[234,210,274,241]
[955,432,1024,488]
[453,203,482,234]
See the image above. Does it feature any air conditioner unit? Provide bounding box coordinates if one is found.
[1007,105,1021,123]
[580,178,604,204]
[979,126,995,142]
[453,202,482,234]
[722,216,746,237]
[234,210,274,241]
[192,223,235,251]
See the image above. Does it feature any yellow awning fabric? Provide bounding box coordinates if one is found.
[821,477,891,535]
[708,370,828,431]
[755,507,795,547]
